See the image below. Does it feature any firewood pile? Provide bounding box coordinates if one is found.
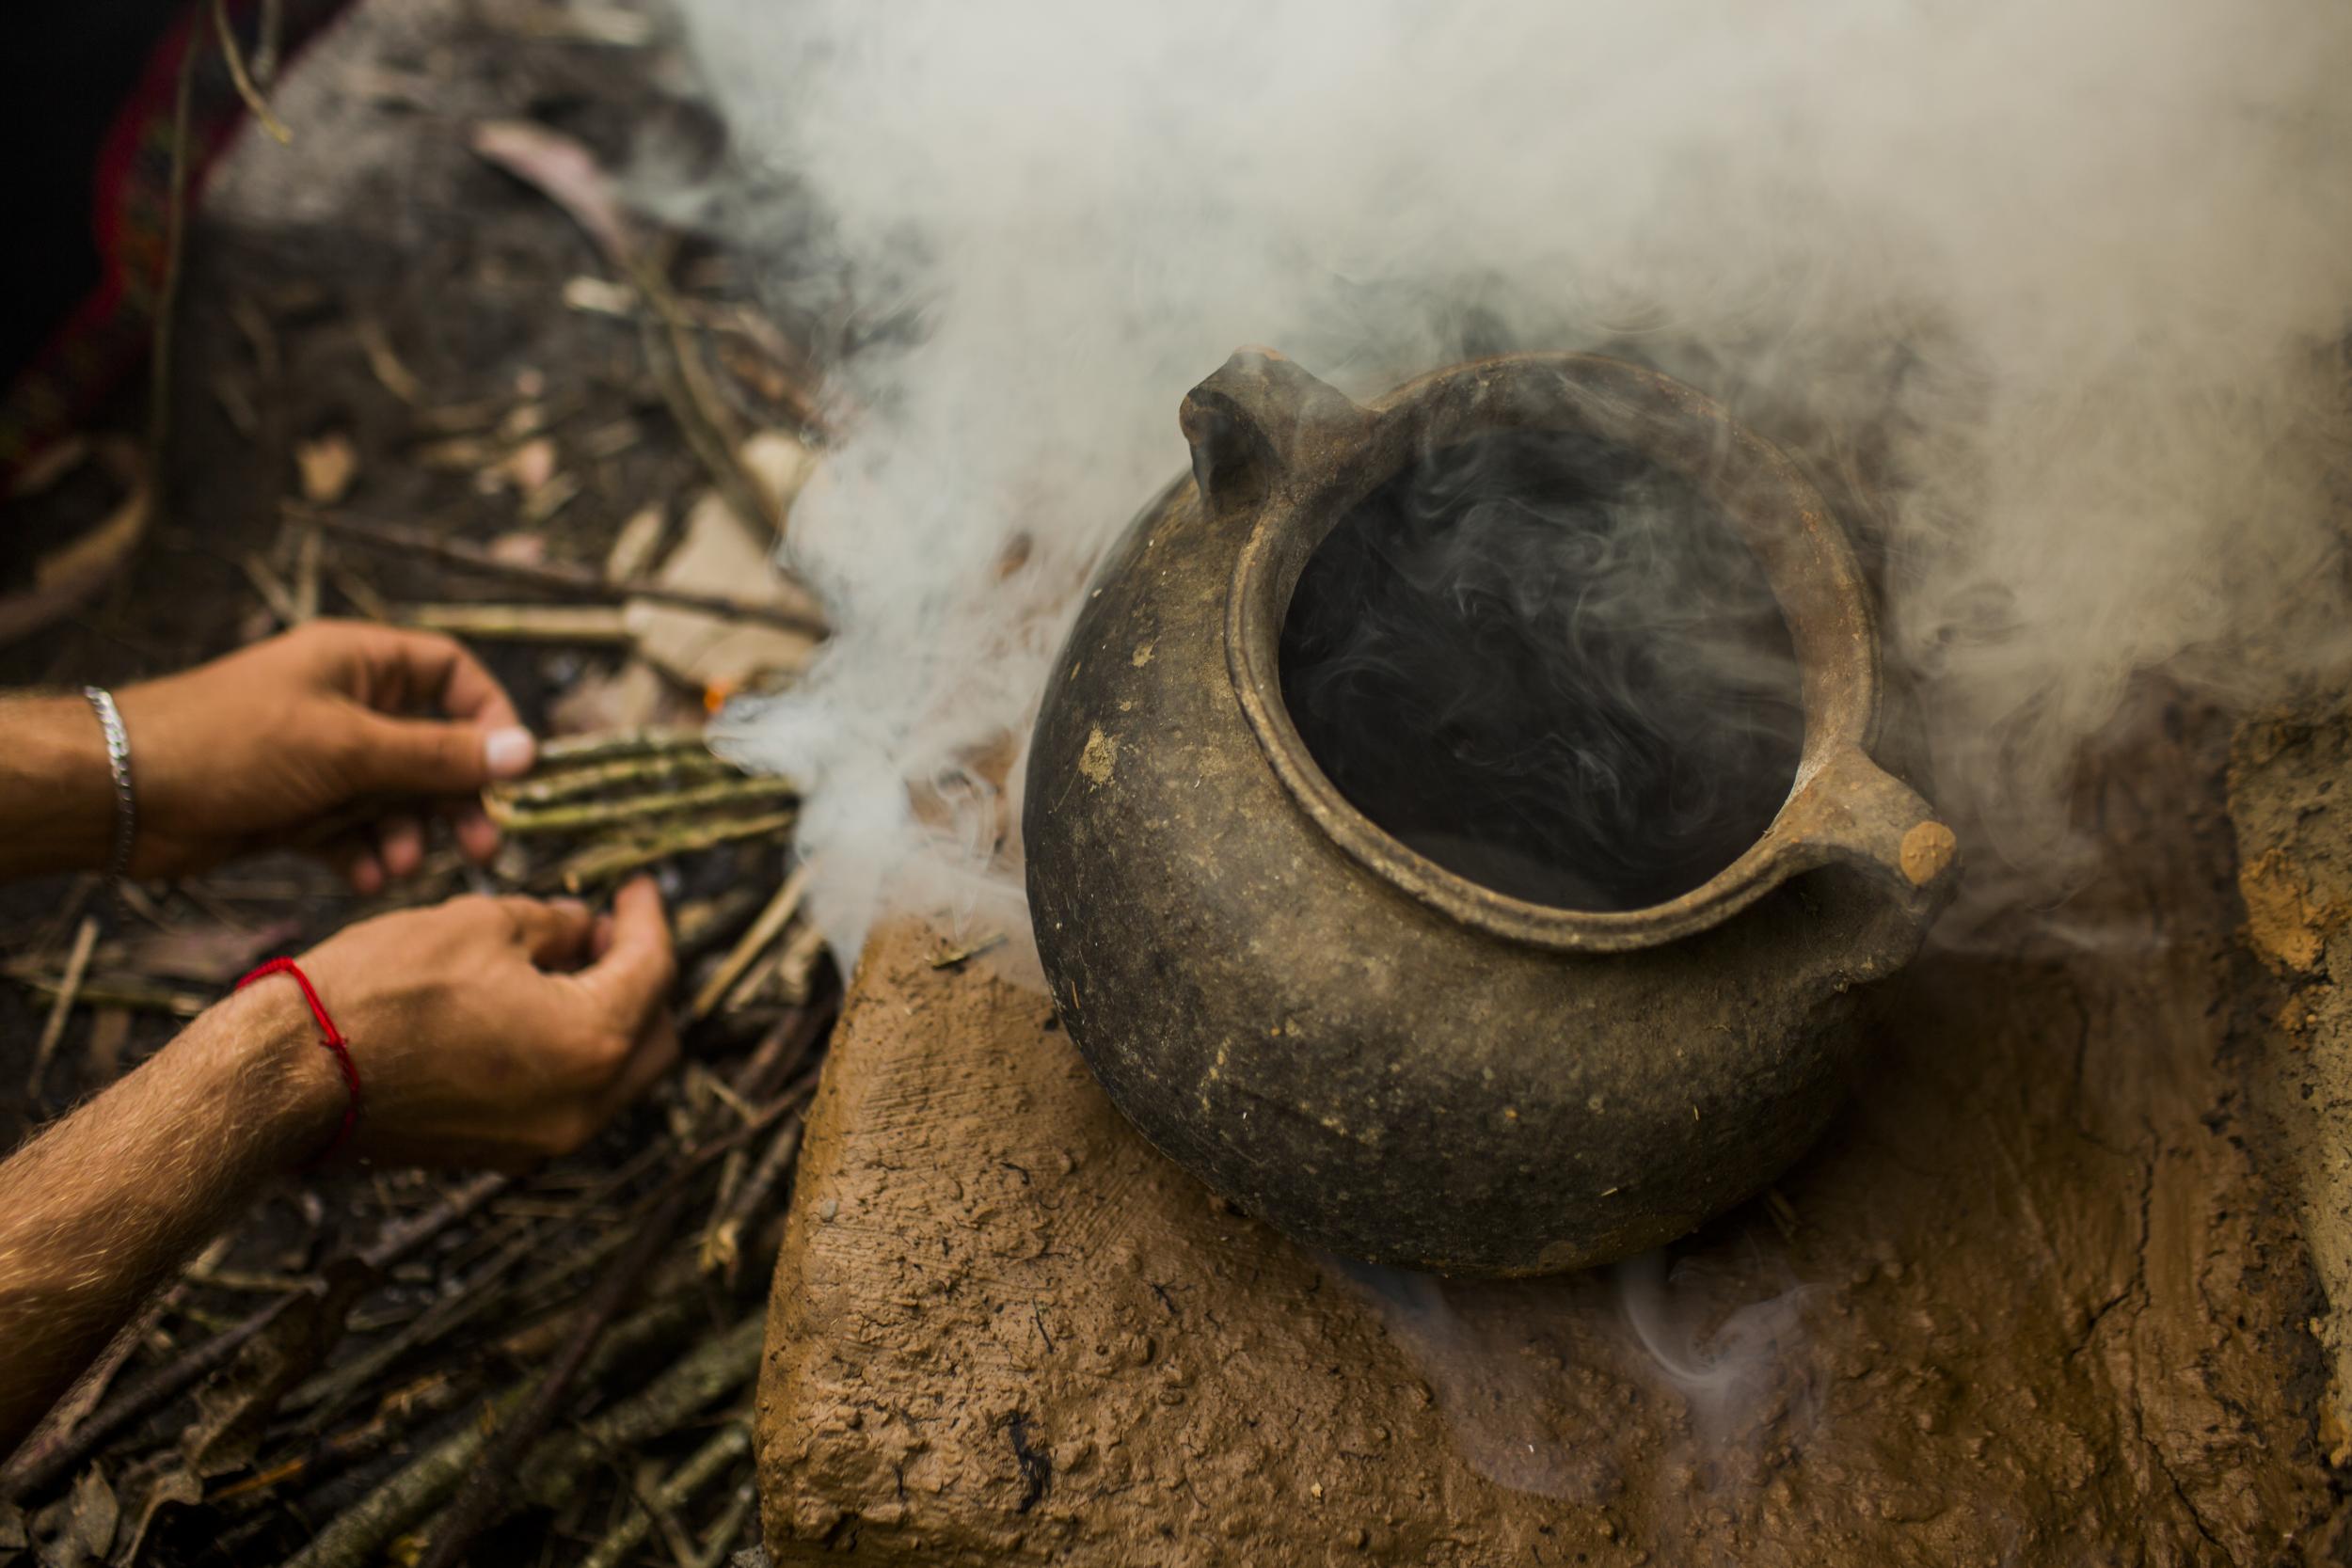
[0,3,850,1561]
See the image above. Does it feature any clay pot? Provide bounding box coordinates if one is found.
[1023,348,1957,1276]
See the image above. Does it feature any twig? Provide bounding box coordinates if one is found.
[26,916,100,1097]
[930,931,1008,971]
[632,256,779,538]
[775,922,834,1006]
[578,1422,749,1568]
[552,811,797,893]
[490,750,732,807]
[302,509,827,637]
[399,603,633,644]
[691,861,813,1022]
[292,520,322,622]
[699,1110,803,1283]
[7,970,206,1018]
[517,1315,765,1513]
[211,0,293,144]
[539,727,709,767]
[489,777,799,836]
[691,1482,757,1568]
[148,22,198,460]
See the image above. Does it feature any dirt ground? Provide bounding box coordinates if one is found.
[1,2,829,1563]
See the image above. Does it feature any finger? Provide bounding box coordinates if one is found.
[590,912,615,960]
[323,836,385,895]
[351,625,525,730]
[576,876,675,1024]
[346,710,536,797]
[589,1013,682,1125]
[497,895,596,966]
[376,814,425,879]
[447,801,501,863]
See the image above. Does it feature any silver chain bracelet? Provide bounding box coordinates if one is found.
[82,687,135,897]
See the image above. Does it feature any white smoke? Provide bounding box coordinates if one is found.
[688,0,2352,961]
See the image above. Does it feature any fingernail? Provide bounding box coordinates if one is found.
[484,726,536,779]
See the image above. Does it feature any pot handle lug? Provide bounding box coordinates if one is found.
[1776,750,1960,915]
[1180,348,1365,521]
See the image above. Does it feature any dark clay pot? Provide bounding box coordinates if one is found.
[1024,349,1957,1276]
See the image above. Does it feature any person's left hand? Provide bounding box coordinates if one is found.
[116,621,539,890]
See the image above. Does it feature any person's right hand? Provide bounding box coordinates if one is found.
[244,877,679,1169]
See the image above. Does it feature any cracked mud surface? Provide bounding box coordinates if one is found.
[2231,697,2352,1469]
[755,705,2343,1565]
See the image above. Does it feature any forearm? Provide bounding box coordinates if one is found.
[0,694,115,880]
[0,985,336,1455]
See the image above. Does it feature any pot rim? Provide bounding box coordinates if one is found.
[1219,350,1949,953]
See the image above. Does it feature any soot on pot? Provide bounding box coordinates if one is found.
[1278,428,1804,912]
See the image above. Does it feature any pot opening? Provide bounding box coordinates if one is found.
[1277,427,1805,912]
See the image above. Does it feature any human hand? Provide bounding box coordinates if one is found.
[250,877,679,1168]
[115,621,538,890]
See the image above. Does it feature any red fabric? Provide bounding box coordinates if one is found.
[235,956,361,1166]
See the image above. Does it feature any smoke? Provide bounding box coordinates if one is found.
[1613,1252,1820,1438]
[1279,426,1806,911]
[686,0,2352,959]
[1343,1251,1821,1513]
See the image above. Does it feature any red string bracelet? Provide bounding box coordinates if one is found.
[235,958,360,1167]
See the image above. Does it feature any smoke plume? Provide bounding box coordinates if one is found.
[686,0,2352,959]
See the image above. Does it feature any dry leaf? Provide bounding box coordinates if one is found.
[623,495,822,692]
[486,532,550,568]
[29,1468,116,1566]
[0,443,150,649]
[739,431,818,532]
[468,119,637,269]
[605,504,667,583]
[294,433,358,505]
[109,1467,200,1567]
[502,437,558,495]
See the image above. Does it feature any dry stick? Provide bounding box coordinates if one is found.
[552,810,797,893]
[689,1477,757,1568]
[699,1110,804,1283]
[6,974,207,1020]
[517,1315,765,1512]
[209,0,292,144]
[691,861,814,1022]
[490,777,800,837]
[303,510,828,637]
[490,750,733,808]
[146,21,198,460]
[400,603,633,644]
[538,727,708,767]
[26,916,100,1097]
[632,258,779,539]
[0,1175,508,1501]
[577,1422,750,1568]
